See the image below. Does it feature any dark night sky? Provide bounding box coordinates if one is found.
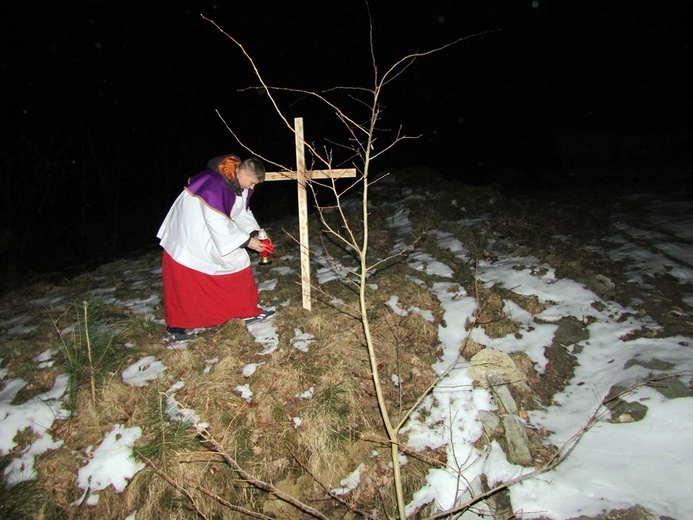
[4,1,692,171]
[1,1,692,280]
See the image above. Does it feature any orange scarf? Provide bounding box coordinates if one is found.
[218,155,241,181]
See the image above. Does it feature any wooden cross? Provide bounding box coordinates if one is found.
[264,117,356,310]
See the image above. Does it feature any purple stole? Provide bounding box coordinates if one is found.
[184,170,253,215]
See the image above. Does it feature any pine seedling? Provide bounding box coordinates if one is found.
[55,298,123,409]
[136,390,201,464]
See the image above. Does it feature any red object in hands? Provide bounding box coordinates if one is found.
[257,230,273,264]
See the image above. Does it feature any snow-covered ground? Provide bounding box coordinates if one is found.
[1,177,692,518]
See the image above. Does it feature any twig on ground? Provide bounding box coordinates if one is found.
[194,484,273,520]
[197,426,330,520]
[288,449,379,520]
[140,454,209,520]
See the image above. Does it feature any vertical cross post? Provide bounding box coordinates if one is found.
[294,118,311,310]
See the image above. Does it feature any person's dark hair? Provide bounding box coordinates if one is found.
[240,157,266,182]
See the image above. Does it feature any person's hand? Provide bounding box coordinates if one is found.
[247,237,264,252]
[262,239,275,255]
[247,237,274,254]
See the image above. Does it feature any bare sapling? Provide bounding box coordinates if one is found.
[201,11,486,517]
[83,300,96,403]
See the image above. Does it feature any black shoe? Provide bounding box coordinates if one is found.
[243,310,275,325]
[167,327,190,341]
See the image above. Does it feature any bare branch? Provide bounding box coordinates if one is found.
[396,343,470,432]
[289,449,379,520]
[360,432,446,469]
[194,484,274,519]
[200,12,503,520]
[247,85,372,143]
[214,109,288,171]
[366,228,426,273]
[200,15,295,136]
[370,128,422,161]
[380,30,500,89]
[140,454,210,520]
[197,426,330,520]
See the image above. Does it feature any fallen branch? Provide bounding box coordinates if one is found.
[288,449,379,520]
[196,425,330,520]
[140,454,209,520]
[194,484,273,520]
[360,432,446,469]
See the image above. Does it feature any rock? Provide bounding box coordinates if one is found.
[586,273,616,300]
[486,371,519,415]
[501,414,533,466]
[480,473,513,520]
[604,384,649,422]
[460,337,485,359]
[611,401,648,422]
[567,504,662,519]
[478,410,503,440]
[553,316,590,348]
[647,375,693,399]
[469,348,527,387]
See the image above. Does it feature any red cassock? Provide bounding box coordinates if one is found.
[161,251,260,328]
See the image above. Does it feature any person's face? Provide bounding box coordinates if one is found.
[237,168,259,190]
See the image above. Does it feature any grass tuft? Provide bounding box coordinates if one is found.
[313,384,351,420]
[0,463,56,519]
[55,298,125,409]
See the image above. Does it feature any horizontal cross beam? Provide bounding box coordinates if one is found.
[264,168,357,182]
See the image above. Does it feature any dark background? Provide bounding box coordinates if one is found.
[1,1,691,291]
